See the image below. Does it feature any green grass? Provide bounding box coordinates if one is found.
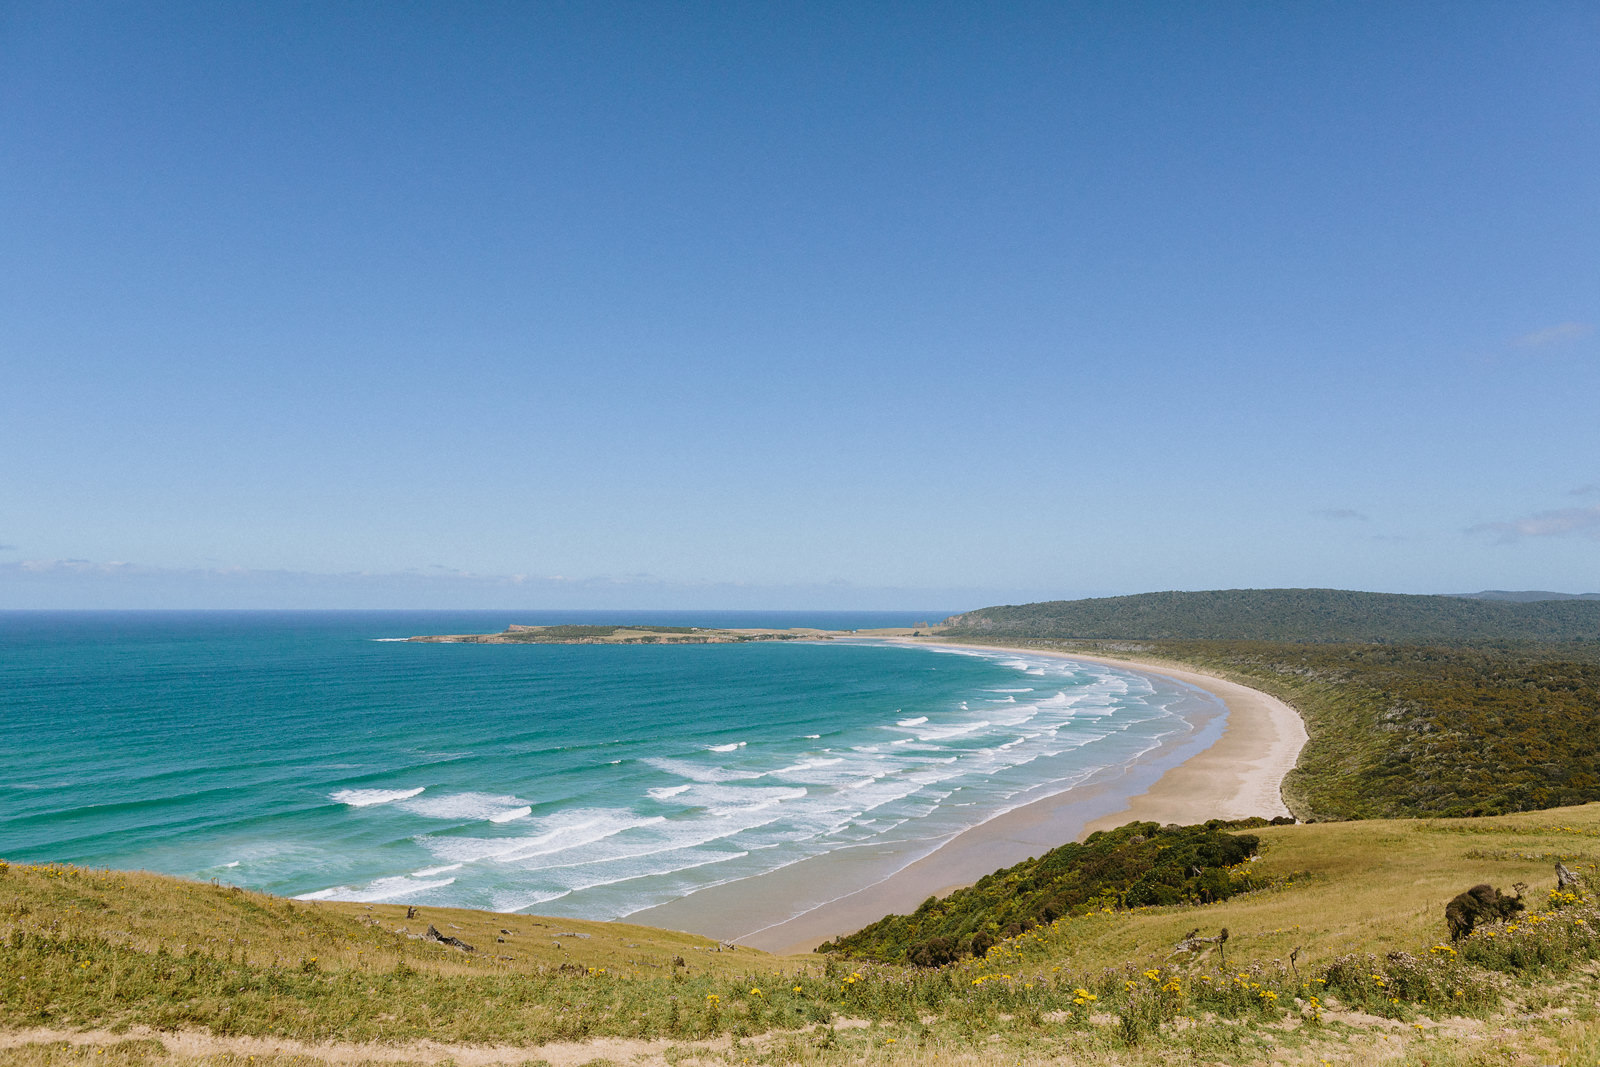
[819,818,1277,965]
[8,805,1600,1064]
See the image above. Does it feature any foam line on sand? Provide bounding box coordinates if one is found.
[628,640,1308,955]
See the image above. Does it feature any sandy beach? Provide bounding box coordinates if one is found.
[627,639,1307,955]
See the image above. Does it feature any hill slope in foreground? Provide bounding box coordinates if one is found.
[7,804,1600,1066]
[943,587,1600,643]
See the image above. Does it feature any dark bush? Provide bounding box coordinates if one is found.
[819,820,1265,965]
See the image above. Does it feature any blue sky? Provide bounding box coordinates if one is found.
[3,2,1597,609]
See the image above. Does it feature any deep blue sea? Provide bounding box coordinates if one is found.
[0,611,1218,922]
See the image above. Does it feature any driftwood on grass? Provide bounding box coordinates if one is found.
[1168,927,1229,961]
[423,923,475,953]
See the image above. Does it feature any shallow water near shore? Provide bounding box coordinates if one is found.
[0,611,1219,925]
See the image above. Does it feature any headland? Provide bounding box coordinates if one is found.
[406,623,929,644]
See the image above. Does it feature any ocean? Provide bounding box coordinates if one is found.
[0,611,1221,924]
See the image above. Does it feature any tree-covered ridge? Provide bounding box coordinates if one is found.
[817,819,1281,966]
[944,588,1600,644]
[1158,642,1600,820]
[978,639,1600,822]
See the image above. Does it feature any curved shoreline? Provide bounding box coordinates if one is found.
[626,639,1308,954]
[974,644,1308,834]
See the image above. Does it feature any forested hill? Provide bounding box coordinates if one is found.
[943,588,1600,643]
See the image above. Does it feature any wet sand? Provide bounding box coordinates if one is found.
[625,640,1306,955]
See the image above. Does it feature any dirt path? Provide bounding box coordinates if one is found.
[0,1026,743,1066]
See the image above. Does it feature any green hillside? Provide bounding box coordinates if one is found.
[819,818,1283,966]
[943,588,1600,643]
[8,806,1600,1066]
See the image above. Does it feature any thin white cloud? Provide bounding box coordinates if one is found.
[1512,321,1594,349]
[1311,508,1369,522]
[1469,504,1600,544]
[18,558,137,574]
[4,558,581,586]
[0,557,1002,611]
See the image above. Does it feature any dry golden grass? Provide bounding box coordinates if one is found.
[6,803,1600,1065]
[0,862,808,984]
[1027,801,1600,979]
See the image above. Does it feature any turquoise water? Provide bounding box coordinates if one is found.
[0,611,1218,921]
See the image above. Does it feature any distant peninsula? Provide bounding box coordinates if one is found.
[406,623,933,644]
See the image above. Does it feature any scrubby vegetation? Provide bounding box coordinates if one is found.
[944,588,1600,823]
[9,808,1600,1065]
[943,587,1600,644]
[818,818,1288,966]
[949,636,1600,822]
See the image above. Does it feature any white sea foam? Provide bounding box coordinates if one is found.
[400,792,530,822]
[684,783,808,816]
[803,734,820,739]
[989,705,1041,727]
[492,813,668,864]
[707,741,746,753]
[844,771,892,790]
[533,809,792,872]
[648,784,692,800]
[896,716,928,726]
[771,757,844,775]
[491,887,573,911]
[916,720,990,741]
[412,863,463,877]
[645,757,761,783]
[489,805,532,823]
[420,808,665,865]
[296,874,457,903]
[331,787,425,807]
[511,849,755,913]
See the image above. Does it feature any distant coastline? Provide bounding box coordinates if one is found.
[406,623,931,644]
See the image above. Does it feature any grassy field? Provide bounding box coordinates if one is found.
[7,804,1600,1065]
